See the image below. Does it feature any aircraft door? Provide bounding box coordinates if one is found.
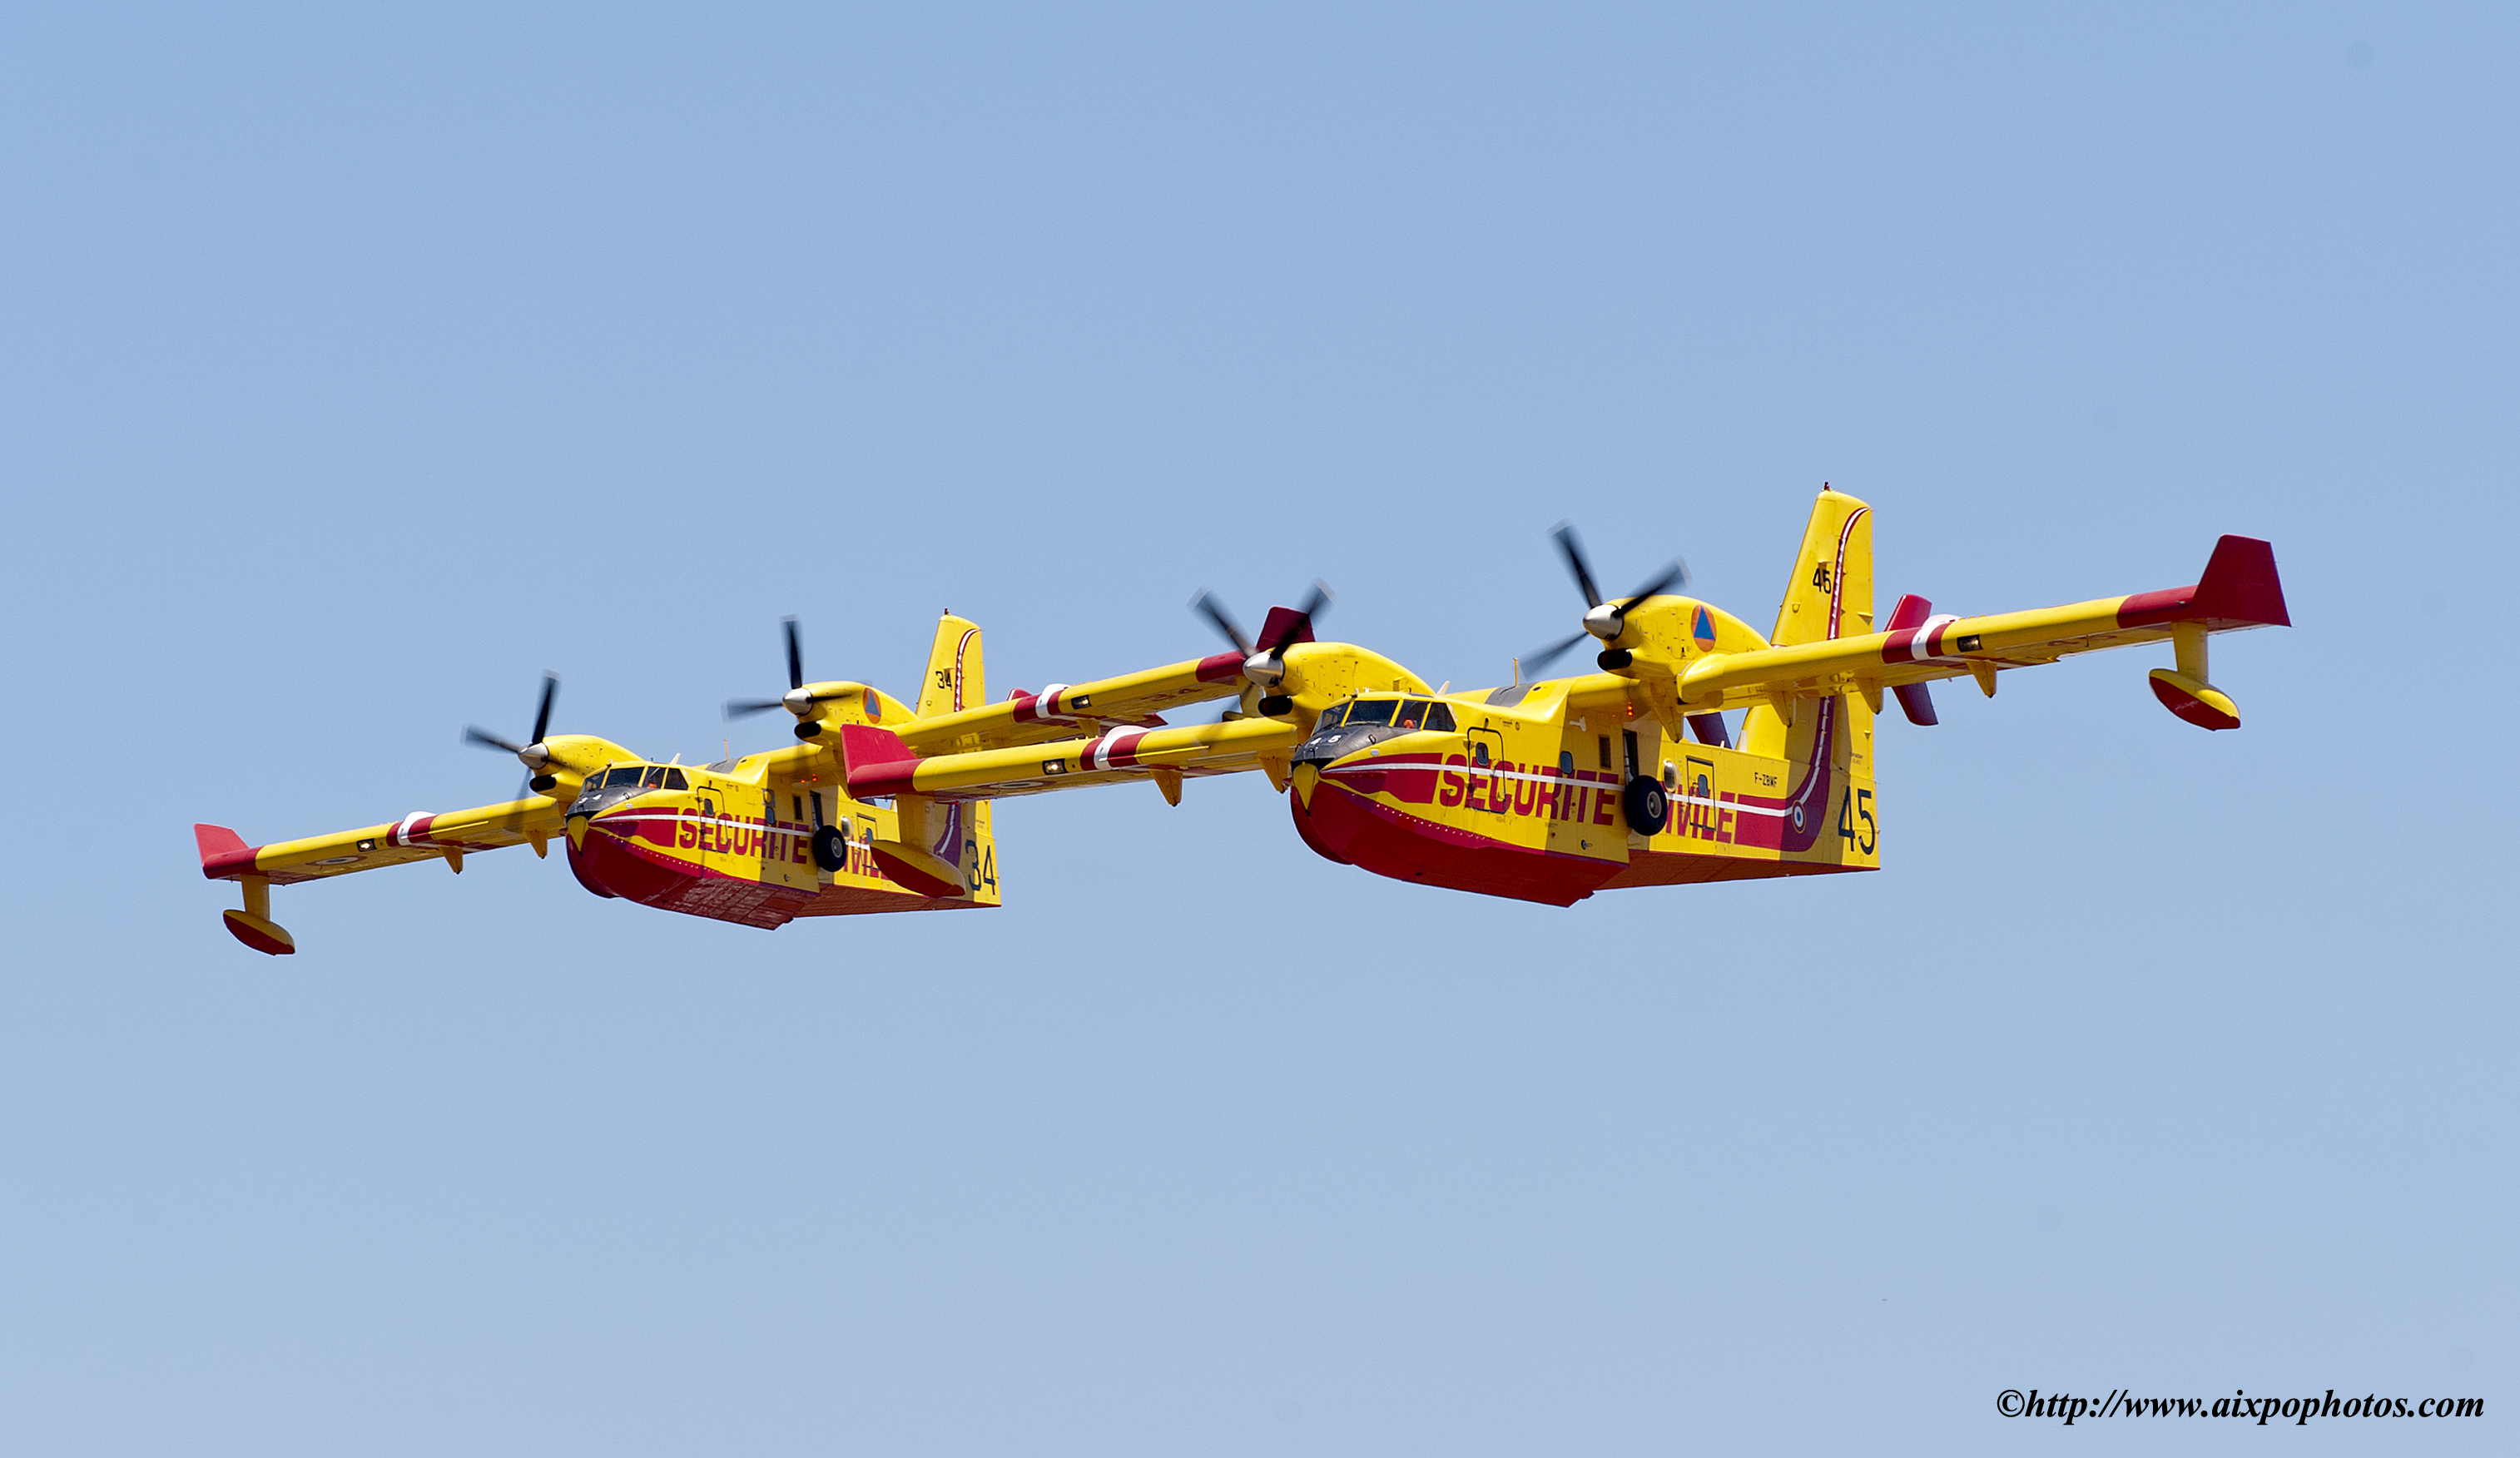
[759,785,816,892]
[1464,724,1506,819]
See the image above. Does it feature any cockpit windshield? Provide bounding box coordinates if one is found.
[1313,697,1456,734]
[1390,699,1456,731]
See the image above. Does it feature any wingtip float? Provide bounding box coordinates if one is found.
[199,488,2289,952]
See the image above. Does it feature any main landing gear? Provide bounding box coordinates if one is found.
[1620,775,1669,836]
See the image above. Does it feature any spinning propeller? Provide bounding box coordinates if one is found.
[463,672,562,798]
[1522,523,1687,677]
[1190,580,1332,703]
[724,616,851,722]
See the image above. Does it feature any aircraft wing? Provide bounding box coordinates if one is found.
[196,796,567,885]
[891,651,1252,753]
[843,717,1302,803]
[1649,534,2290,717]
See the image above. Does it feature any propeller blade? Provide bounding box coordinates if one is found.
[1260,580,1334,654]
[724,697,788,720]
[1190,590,1255,657]
[528,672,558,744]
[1522,630,1590,677]
[1615,558,1689,611]
[782,616,803,692]
[464,725,525,755]
[1550,523,1603,608]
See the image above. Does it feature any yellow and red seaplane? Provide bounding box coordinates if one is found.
[195,617,1007,954]
[831,486,2286,908]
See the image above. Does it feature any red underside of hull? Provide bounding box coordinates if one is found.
[568,824,985,930]
[1291,784,1873,903]
[1600,851,1864,888]
[1291,782,1622,907]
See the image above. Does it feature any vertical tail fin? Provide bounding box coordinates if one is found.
[1743,487,1876,759]
[899,613,1001,904]
[1769,486,1875,646]
[916,612,986,720]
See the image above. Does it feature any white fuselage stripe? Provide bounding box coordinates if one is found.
[1321,762,1788,818]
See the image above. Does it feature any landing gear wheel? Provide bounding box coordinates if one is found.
[1620,774,1669,836]
[811,824,849,873]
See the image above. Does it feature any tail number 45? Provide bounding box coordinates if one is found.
[1836,787,1876,855]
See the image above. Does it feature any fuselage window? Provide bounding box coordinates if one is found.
[1345,699,1397,727]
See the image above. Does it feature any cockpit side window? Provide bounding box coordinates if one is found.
[1393,699,1427,731]
[642,766,667,788]
[1423,702,1456,732]
[662,768,690,791]
[1344,699,1396,727]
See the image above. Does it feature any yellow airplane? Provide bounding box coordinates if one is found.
[830,486,2287,906]
[196,616,1007,954]
[197,487,2287,950]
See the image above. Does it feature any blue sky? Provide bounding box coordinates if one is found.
[1,5,2510,1453]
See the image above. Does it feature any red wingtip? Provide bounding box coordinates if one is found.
[2117,536,2290,630]
[2191,535,2290,628]
[194,823,260,880]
